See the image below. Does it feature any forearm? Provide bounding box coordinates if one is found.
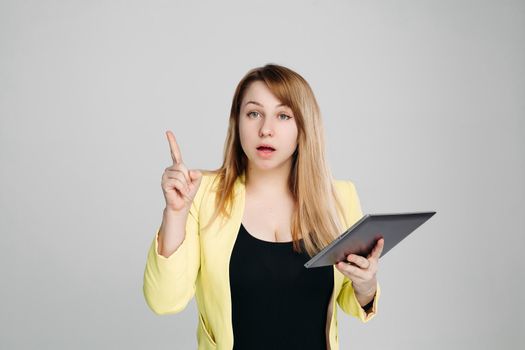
[158,208,188,258]
[143,208,200,315]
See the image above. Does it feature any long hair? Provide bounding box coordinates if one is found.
[206,63,346,257]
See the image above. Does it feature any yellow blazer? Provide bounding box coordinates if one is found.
[143,172,380,350]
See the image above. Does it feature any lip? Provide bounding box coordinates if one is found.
[256,144,276,158]
[256,148,275,158]
[256,143,276,151]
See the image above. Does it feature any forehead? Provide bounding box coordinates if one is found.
[241,81,287,108]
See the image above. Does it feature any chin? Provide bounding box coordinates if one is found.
[250,158,290,172]
[250,161,276,171]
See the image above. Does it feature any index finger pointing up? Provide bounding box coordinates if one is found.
[166,130,182,164]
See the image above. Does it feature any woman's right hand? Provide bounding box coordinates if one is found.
[161,130,202,214]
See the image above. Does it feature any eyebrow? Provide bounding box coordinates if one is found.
[244,100,288,108]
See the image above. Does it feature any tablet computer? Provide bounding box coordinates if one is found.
[304,211,436,268]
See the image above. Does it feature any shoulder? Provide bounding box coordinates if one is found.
[332,178,359,200]
[199,169,220,187]
[332,178,363,226]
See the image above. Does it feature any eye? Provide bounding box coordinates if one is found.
[278,113,291,120]
[247,111,260,118]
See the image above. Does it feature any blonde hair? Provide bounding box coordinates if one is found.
[207,63,345,257]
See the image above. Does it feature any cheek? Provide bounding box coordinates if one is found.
[286,124,299,147]
[238,120,252,150]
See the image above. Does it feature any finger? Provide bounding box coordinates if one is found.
[336,261,366,279]
[162,177,186,193]
[375,238,385,258]
[166,130,183,165]
[163,179,193,202]
[166,166,191,186]
[370,238,385,260]
[346,254,370,269]
[168,175,190,194]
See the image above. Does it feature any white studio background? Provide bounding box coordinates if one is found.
[1,0,524,349]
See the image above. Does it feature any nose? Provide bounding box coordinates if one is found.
[259,116,274,137]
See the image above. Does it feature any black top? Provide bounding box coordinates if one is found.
[229,223,334,350]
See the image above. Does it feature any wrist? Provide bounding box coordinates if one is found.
[353,282,377,298]
[164,207,189,218]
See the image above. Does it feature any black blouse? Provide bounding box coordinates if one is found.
[229,223,334,350]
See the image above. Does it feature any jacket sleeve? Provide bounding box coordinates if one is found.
[336,180,380,322]
[337,277,381,323]
[143,193,201,315]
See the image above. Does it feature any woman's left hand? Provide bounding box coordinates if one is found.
[335,238,385,296]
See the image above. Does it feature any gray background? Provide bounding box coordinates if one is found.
[1,0,524,349]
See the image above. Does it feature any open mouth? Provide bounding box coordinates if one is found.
[256,146,275,152]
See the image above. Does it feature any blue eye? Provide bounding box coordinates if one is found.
[279,114,291,120]
[247,111,260,118]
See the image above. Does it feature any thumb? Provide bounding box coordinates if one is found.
[189,169,202,184]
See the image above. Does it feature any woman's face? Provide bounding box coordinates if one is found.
[239,81,298,172]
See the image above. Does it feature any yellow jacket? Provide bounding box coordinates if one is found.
[143,172,380,350]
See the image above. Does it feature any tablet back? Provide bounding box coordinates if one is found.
[304,211,436,268]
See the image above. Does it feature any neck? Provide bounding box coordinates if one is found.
[245,162,292,196]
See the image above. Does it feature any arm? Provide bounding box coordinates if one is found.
[143,203,201,315]
[143,130,204,315]
[336,180,381,322]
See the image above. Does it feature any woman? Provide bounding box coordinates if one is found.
[143,64,384,350]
